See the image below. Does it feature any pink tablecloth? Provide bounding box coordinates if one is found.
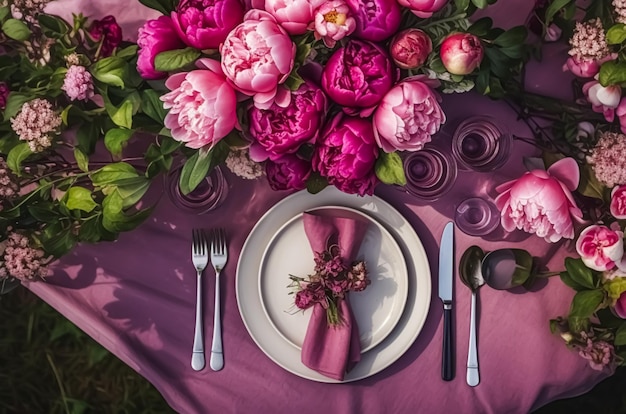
[29,1,610,413]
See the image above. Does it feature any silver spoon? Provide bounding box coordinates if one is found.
[459,246,486,387]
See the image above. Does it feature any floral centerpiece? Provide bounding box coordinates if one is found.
[488,0,626,371]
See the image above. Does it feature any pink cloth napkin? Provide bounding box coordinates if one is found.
[300,211,369,381]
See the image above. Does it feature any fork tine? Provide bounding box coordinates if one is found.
[201,229,207,255]
[192,229,197,255]
[220,228,226,255]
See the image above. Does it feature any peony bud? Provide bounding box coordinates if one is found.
[389,29,432,69]
[440,32,484,75]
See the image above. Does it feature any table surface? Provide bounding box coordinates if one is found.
[28,1,610,413]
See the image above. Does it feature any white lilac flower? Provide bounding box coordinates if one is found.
[569,19,610,62]
[225,148,265,180]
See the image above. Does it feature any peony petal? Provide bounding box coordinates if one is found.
[547,157,579,190]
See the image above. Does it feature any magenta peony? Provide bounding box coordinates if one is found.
[313,114,379,196]
[89,15,122,57]
[321,40,395,117]
[440,32,484,75]
[345,0,401,42]
[611,185,626,219]
[397,0,447,18]
[137,16,186,80]
[373,76,445,152]
[160,59,237,149]
[265,154,311,191]
[616,290,626,318]
[265,0,323,35]
[248,81,327,161]
[576,225,624,272]
[389,29,432,70]
[221,10,296,109]
[313,0,356,48]
[171,0,244,50]
[495,157,583,243]
[0,82,8,110]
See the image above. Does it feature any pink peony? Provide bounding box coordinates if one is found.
[313,113,379,196]
[221,10,296,109]
[313,0,356,48]
[563,57,601,78]
[160,58,237,149]
[495,157,583,243]
[617,98,626,135]
[137,16,186,80]
[345,0,401,42]
[373,76,445,152]
[440,32,484,75]
[389,29,432,70]
[583,80,621,122]
[397,0,447,18]
[611,185,626,219]
[576,225,624,272]
[249,80,327,161]
[265,0,323,35]
[265,154,311,191]
[321,39,395,117]
[171,0,244,50]
[616,290,626,318]
[0,82,8,110]
[89,15,122,57]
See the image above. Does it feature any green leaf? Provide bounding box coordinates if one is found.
[493,26,527,48]
[110,100,134,129]
[559,271,587,291]
[285,71,305,91]
[114,176,151,208]
[76,121,100,155]
[544,0,574,25]
[138,0,177,14]
[90,162,139,187]
[564,257,597,289]
[306,171,328,194]
[102,190,152,233]
[104,128,133,158]
[569,289,605,319]
[615,323,626,346]
[154,48,201,72]
[467,17,492,37]
[470,0,487,8]
[375,152,406,185]
[2,18,31,41]
[454,0,471,11]
[179,141,229,195]
[0,7,9,22]
[115,45,138,59]
[74,148,89,173]
[27,203,60,223]
[78,216,102,243]
[63,186,97,213]
[3,93,32,120]
[578,164,606,200]
[141,89,168,124]
[598,60,626,87]
[6,142,32,175]
[90,56,127,88]
[607,24,626,45]
[37,13,70,38]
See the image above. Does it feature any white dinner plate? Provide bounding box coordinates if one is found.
[236,186,431,383]
[258,205,408,353]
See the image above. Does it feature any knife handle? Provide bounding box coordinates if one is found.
[442,304,454,381]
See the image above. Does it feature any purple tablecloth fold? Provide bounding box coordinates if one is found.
[300,212,368,380]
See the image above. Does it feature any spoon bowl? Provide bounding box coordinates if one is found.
[459,245,486,292]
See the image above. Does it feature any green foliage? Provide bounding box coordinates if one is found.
[154,48,201,72]
[375,151,407,186]
[179,141,229,195]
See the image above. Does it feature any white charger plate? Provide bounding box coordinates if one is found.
[236,186,431,383]
[258,205,408,353]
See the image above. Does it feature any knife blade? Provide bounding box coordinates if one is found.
[438,221,454,381]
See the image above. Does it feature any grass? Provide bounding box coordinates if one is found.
[1,287,625,414]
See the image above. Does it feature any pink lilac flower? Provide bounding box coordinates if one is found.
[10,98,61,153]
[89,15,122,57]
[62,65,94,102]
[0,157,19,199]
[348,261,369,291]
[0,82,8,110]
[224,148,265,179]
[614,0,626,24]
[577,332,615,371]
[3,232,48,281]
[587,131,626,187]
[569,19,610,62]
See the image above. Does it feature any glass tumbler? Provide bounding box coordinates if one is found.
[402,146,457,201]
[454,197,500,236]
[451,116,511,172]
[165,163,228,214]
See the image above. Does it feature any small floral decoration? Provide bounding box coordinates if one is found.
[289,245,369,325]
[135,0,529,196]
[489,0,626,371]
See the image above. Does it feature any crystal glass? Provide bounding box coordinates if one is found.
[165,163,228,214]
[451,116,511,172]
[402,145,457,201]
[454,197,500,236]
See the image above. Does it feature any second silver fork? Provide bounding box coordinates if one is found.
[209,228,228,371]
[191,228,208,371]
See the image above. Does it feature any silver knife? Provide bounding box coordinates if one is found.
[439,221,454,381]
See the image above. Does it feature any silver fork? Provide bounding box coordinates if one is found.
[209,228,228,371]
[191,229,208,371]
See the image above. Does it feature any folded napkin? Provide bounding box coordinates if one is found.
[301,211,369,381]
